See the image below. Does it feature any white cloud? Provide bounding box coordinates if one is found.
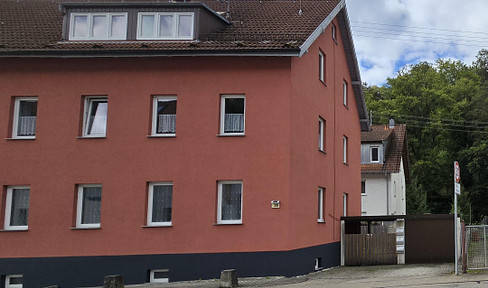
[346,0,488,86]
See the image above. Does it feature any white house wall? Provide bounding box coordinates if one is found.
[362,157,406,216]
[361,174,388,215]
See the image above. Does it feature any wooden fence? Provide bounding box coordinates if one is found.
[344,233,397,265]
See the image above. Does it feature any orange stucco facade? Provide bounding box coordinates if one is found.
[0,18,360,261]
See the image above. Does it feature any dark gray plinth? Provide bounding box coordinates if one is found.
[103,275,124,288]
[220,269,238,288]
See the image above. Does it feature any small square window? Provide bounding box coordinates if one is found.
[343,136,348,164]
[12,97,37,139]
[147,183,173,226]
[5,275,23,288]
[76,185,102,229]
[217,181,242,224]
[4,186,30,231]
[83,97,108,137]
[220,96,245,135]
[318,117,325,151]
[343,80,348,107]
[149,269,169,283]
[370,146,379,162]
[318,187,325,222]
[319,51,325,83]
[152,96,177,136]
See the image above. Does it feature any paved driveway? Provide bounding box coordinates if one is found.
[106,263,488,288]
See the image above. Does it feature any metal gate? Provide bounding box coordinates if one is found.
[466,225,488,269]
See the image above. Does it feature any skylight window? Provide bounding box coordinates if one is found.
[69,13,127,40]
[137,12,194,40]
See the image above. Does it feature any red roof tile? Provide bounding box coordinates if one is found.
[0,0,341,54]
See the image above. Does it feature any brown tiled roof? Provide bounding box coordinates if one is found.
[361,124,410,182]
[361,125,392,142]
[0,0,341,55]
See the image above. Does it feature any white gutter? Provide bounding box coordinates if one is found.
[298,0,346,57]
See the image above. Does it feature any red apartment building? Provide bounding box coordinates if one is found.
[0,0,369,286]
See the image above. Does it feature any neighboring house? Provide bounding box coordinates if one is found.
[361,121,410,216]
[0,0,369,286]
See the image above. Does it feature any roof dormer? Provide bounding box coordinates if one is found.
[60,2,229,42]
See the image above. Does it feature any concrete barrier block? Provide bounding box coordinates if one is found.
[220,269,238,288]
[103,274,124,288]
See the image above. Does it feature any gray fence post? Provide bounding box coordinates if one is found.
[103,275,124,288]
[220,269,238,288]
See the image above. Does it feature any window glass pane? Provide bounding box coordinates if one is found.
[141,15,155,37]
[8,275,23,284]
[224,98,244,133]
[81,186,102,224]
[371,147,379,162]
[361,181,366,194]
[17,100,37,136]
[159,15,174,37]
[156,99,177,134]
[73,15,88,37]
[152,185,172,223]
[86,99,107,136]
[111,15,126,38]
[92,15,107,38]
[221,183,241,221]
[318,189,322,219]
[10,188,30,226]
[178,15,192,37]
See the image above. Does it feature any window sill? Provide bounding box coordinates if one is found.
[317,220,326,223]
[213,222,243,226]
[318,149,327,155]
[320,80,327,87]
[70,227,101,230]
[343,162,349,166]
[5,137,35,140]
[217,134,245,137]
[0,228,29,232]
[77,136,106,139]
[147,135,176,138]
[142,224,173,228]
[344,105,349,109]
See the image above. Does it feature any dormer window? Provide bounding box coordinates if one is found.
[69,13,128,40]
[137,12,194,40]
[370,146,379,163]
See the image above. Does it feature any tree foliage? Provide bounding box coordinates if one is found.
[364,50,488,223]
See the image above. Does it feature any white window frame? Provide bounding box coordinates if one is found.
[343,136,348,164]
[82,97,108,138]
[217,180,243,225]
[76,184,102,229]
[151,96,177,137]
[147,182,173,227]
[319,50,325,83]
[220,95,246,135]
[4,186,30,231]
[343,80,348,107]
[149,269,169,283]
[5,275,23,288]
[12,97,37,139]
[317,187,325,223]
[69,13,128,40]
[332,23,337,42]
[318,117,325,151]
[370,146,380,163]
[137,12,194,40]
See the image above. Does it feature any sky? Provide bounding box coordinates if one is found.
[345,0,488,86]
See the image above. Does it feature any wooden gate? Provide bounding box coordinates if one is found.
[344,233,397,265]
